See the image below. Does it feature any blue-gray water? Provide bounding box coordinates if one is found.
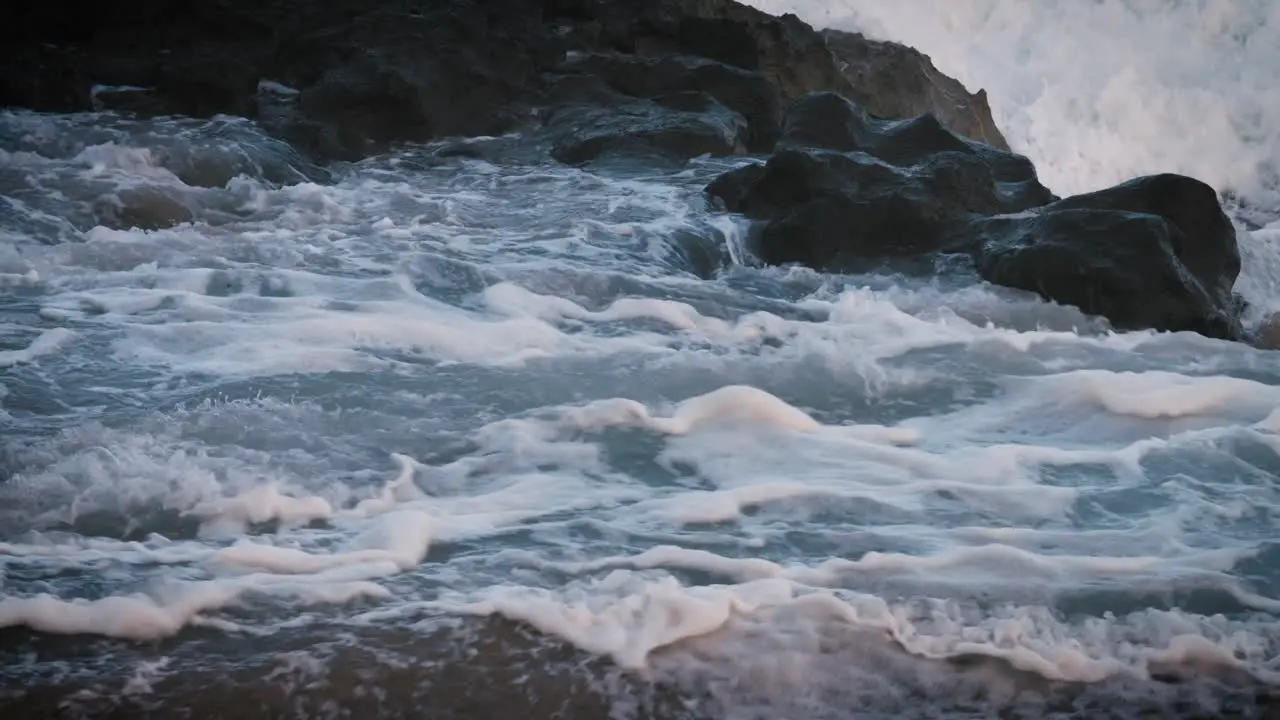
[2,79,1279,719]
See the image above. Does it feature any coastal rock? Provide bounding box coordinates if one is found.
[545,0,851,107]
[555,52,780,151]
[972,177,1242,340]
[706,95,1242,339]
[548,92,749,165]
[822,29,1009,150]
[92,186,196,231]
[707,92,1051,269]
[2,0,1005,161]
[1039,173,1241,314]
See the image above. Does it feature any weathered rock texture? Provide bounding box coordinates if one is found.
[3,0,1006,161]
[707,93,1242,340]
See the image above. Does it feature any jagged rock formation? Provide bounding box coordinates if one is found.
[707,92,1242,340]
[2,0,1006,161]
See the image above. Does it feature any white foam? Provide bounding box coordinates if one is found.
[213,509,433,575]
[548,542,1248,593]
[73,143,185,183]
[0,571,390,641]
[187,485,334,538]
[440,574,796,670]
[1063,370,1280,420]
[0,327,76,368]
[555,384,823,436]
[435,570,1280,689]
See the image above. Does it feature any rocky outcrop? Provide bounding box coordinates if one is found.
[3,0,1008,162]
[707,92,1052,269]
[706,93,1243,340]
[972,175,1242,340]
[822,29,1010,151]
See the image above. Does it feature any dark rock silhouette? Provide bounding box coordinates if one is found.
[3,0,1007,160]
[547,91,749,165]
[707,93,1242,340]
[707,92,1053,269]
[973,175,1242,340]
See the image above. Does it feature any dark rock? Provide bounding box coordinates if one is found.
[3,0,549,160]
[972,174,1243,340]
[548,92,749,165]
[706,93,1242,340]
[90,85,170,116]
[777,92,1040,190]
[823,29,1009,149]
[2,46,91,113]
[92,186,196,231]
[545,0,852,106]
[556,52,780,150]
[1042,173,1240,313]
[8,0,1006,164]
[707,92,1051,270]
[278,6,547,161]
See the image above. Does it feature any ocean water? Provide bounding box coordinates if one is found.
[2,1,1279,718]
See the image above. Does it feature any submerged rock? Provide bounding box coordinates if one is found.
[92,186,196,231]
[706,94,1242,340]
[1256,313,1280,349]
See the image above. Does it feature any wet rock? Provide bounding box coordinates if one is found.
[1255,312,1280,349]
[775,92,1040,192]
[89,85,168,115]
[970,173,1243,340]
[822,29,1009,149]
[3,0,1003,163]
[706,94,1242,340]
[92,186,196,231]
[1039,173,1241,314]
[706,92,1051,269]
[557,52,781,150]
[972,197,1241,340]
[545,0,852,107]
[278,5,548,162]
[548,92,749,165]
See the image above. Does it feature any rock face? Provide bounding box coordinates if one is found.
[3,0,1008,161]
[822,29,1010,151]
[547,91,750,165]
[707,93,1243,340]
[707,92,1053,270]
[973,176,1242,339]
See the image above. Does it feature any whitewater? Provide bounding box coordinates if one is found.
[2,0,1278,717]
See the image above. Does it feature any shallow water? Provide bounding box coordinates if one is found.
[3,4,1280,716]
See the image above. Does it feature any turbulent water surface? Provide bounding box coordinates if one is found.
[3,1,1280,718]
